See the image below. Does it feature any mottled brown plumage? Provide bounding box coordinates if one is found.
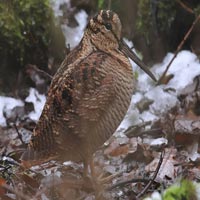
[21,10,156,172]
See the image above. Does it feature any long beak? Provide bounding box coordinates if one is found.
[120,40,157,82]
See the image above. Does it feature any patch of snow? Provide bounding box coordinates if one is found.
[167,53,199,92]
[143,191,162,200]
[0,88,46,127]
[117,94,141,132]
[150,137,168,147]
[118,108,140,132]
[63,161,74,166]
[187,141,200,162]
[0,97,23,126]
[118,48,200,132]
[139,111,159,122]
[50,0,71,17]
[20,128,32,144]
[51,0,88,49]
[131,92,143,104]
[145,86,178,114]
[6,194,16,200]
[61,10,88,49]
[41,194,49,200]
[25,88,46,121]
[116,190,123,197]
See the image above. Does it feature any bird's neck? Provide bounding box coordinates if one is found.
[82,32,131,70]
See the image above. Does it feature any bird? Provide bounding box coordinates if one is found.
[21,10,156,182]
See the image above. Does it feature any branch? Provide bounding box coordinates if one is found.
[158,15,200,85]
[108,178,150,190]
[14,124,26,146]
[136,151,164,198]
[176,0,194,14]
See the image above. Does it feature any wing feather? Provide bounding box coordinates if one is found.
[21,51,118,162]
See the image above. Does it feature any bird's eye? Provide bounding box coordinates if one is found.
[104,23,112,30]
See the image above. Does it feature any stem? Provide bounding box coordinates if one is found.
[158,15,200,85]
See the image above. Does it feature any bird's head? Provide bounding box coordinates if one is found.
[87,10,121,50]
[86,10,157,81]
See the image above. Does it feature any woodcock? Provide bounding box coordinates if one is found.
[21,10,156,176]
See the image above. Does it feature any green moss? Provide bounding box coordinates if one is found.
[136,0,152,40]
[136,0,176,40]
[0,0,64,67]
[163,180,197,200]
[98,0,105,9]
[0,0,65,92]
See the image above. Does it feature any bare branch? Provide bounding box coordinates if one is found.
[158,15,200,85]
[136,151,164,198]
[176,0,194,14]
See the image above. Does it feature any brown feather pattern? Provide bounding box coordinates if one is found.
[21,10,136,167]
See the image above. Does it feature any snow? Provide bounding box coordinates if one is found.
[51,0,88,49]
[118,48,200,132]
[0,88,46,127]
[51,0,71,17]
[61,10,88,49]
[145,86,178,114]
[25,88,46,121]
[150,137,168,147]
[137,50,200,94]
[0,97,23,126]
[144,191,162,200]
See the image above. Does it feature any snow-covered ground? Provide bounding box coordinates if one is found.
[119,50,200,131]
[0,88,46,126]
[0,97,23,126]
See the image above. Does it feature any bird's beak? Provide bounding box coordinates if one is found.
[120,40,157,82]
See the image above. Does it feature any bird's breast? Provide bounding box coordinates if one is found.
[86,53,135,152]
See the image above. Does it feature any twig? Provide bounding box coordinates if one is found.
[34,66,53,80]
[108,178,150,190]
[136,151,164,199]
[158,15,200,85]
[176,0,194,14]
[26,64,52,80]
[14,124,26,146]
